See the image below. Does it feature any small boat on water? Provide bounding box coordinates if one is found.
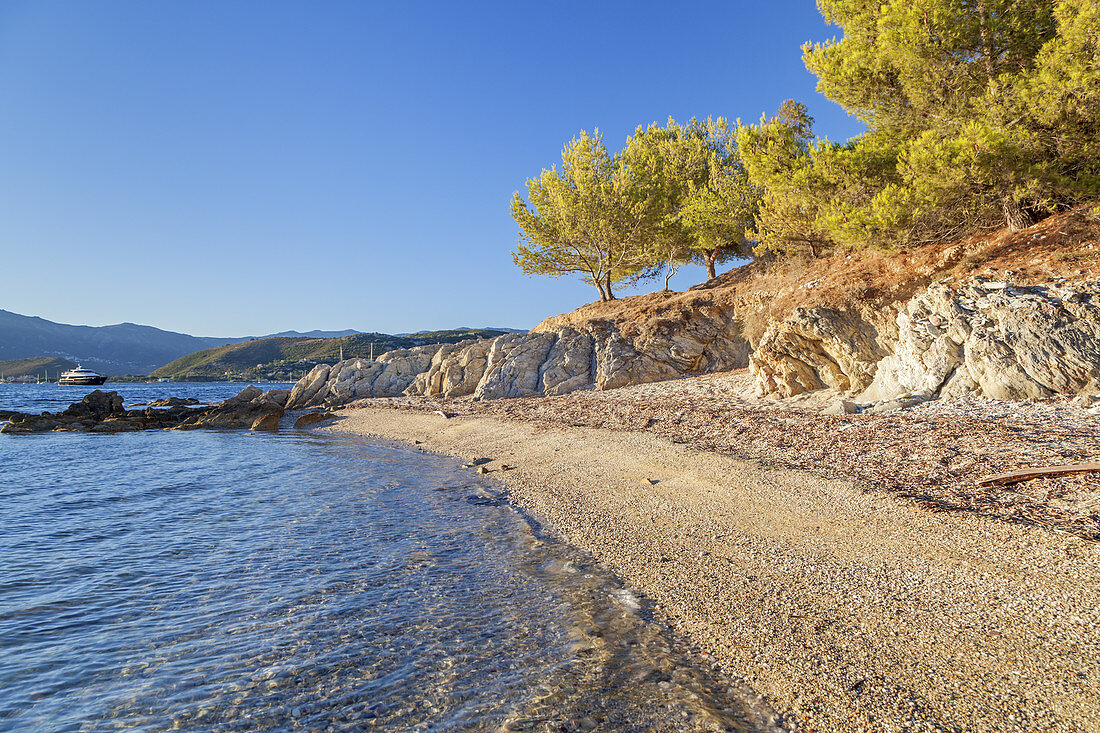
[58,365,108,386]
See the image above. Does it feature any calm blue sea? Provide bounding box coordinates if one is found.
[0,384,767,732]
[0,382,294,415]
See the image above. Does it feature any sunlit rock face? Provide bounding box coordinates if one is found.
[750,279,1100,402]
[286,277,1100,408]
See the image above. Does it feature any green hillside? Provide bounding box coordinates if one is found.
[0,356,77,382]
[152,329,512,381]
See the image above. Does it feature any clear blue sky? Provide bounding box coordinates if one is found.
[0,1,863,337]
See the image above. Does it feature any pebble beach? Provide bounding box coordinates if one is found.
[323,376,1100,733]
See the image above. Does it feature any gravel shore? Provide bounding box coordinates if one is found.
[322,388,1100,732]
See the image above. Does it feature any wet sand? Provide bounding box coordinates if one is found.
[323,406,1100,733]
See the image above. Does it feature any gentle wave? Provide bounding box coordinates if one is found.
[0,429,770,731]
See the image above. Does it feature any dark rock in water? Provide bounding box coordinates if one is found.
[294,411,329,428]
[68,390,125,421]
[0,386,291,434]
[144,397,200,407]
[219,385,264,407]
[3,390,130,433]
[250,412,281,431]
[177,386,289,430]
[90,417,146,433]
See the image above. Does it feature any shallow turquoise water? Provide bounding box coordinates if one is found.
[0,392,769,732]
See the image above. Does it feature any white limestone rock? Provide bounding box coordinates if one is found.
[861,281,1100,402]
[405,339,491,398]
[285,365,330,409]
[539,328,594,395]
[750,307,892,398]
[475,332,557,400]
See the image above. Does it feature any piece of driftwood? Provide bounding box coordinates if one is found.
[978,462,1100,487]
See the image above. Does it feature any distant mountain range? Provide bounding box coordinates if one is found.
[152,329,518,381]
[262,329,362,339]
[0,309,522,376]
[394,326,526,336]
[0,310,252,375]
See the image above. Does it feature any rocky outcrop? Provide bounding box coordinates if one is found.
[750,278,1100,402]
[285,364,332,409]
[539,328,594,395]
[1,386,295,434]
[750,307,893,397]
[398,317,752,403]
[859,280,1100,401]
[279,272,1098,409]
[475,332,558,400]
[406,339,490,399]
[285,346,443,409]
[3,390,198,433]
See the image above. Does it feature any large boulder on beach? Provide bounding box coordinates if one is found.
[539,328,594,395]
[369,347,442,397]
[750,307,889,397]
[860,280,1100,401]
[294,411,330,428]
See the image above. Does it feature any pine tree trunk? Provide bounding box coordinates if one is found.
[704,250,717,280]
[1003,196,1036,231]
[595,279,608,302]
[977,0,999,96]
[604,272,616,300]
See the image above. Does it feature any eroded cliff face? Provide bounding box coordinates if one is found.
[749,306,894,397]
[284,297,754,408]
[404,312,752,401]
[749,278,1100,402]
[860,279,1100,401]
[286,213,1100,409]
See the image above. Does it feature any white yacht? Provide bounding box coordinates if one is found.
[58,365,107,386]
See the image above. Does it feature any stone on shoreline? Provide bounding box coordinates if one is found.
[823,399,861,415]
[294,411,330,428]
[249,412,282,431]
[142,397,201,407]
